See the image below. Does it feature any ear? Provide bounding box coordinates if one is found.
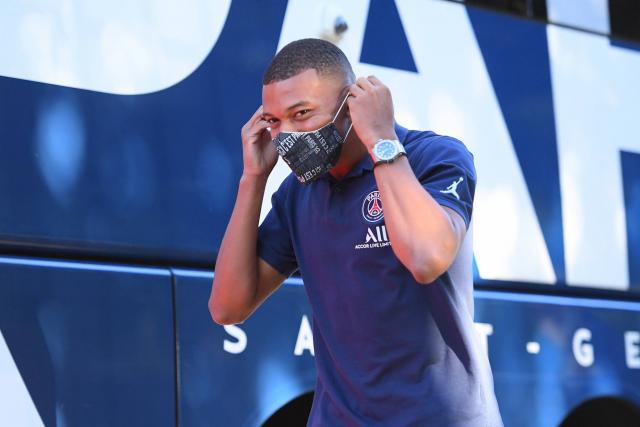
[342,104,351,127]
[344,94,352,119]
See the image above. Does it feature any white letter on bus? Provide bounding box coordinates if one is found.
[473,322,494,357]
[573,328,594,367]
[624,331,640,369]
[223,325,247,354]
[294,315,314,356]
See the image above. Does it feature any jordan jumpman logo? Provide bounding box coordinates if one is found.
[440,177,464,200]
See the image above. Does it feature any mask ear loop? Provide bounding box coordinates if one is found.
[332,93,353,142]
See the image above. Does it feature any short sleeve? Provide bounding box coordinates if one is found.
[412,136,477,229]
[257,177,298,276]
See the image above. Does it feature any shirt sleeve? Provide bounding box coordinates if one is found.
[412,135,477,229]
[257,177,298,276]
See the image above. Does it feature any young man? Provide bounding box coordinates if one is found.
[209,38,503,426]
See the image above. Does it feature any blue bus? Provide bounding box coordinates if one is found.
[1,0,639,425]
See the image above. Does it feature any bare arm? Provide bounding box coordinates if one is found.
[208,106,286,325]
[348,76,467,284]
[372,157,466,284]
[208,175,286,325]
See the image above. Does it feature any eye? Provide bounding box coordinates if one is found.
[294,109,311,119]
[264,117,279,125]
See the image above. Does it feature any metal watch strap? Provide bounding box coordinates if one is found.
[372,139,406,167]
[373,152,406,168]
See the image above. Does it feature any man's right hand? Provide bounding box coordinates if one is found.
[241,105,279,178]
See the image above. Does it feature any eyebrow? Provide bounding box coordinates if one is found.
[263,100,311,117]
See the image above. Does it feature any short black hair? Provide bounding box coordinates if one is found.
[262,38,355,85]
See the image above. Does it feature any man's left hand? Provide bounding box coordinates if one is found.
[347,76,398,150]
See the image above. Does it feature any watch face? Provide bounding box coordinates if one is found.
[374,140,398,160]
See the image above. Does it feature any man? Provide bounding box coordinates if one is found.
[209,38,502,426]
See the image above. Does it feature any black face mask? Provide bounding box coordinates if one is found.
[271,94,352,184]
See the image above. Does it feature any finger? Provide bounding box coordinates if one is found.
[349,83,365,97]
[355,76,375,90]
[248,105,264,124]
[251,118,271,134]
[243,116,270,139]
[367,75,383,86]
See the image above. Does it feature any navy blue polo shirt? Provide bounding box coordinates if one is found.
[258,124,503,426]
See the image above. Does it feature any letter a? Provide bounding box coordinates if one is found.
[294,315,315,356]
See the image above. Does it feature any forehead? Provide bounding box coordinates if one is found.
[262,69,343,115]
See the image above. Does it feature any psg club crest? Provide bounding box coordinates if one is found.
[362,190,384,223]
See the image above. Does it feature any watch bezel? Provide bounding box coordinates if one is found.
[372,139,406,165]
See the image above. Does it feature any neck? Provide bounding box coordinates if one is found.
[328,134,368,181]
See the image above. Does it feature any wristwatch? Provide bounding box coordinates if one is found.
[371,139,406,167]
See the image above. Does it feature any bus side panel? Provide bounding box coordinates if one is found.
[0,257,175,427]
[0,0,288,264]
[476,291,640,426]
[174,273,316,426]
